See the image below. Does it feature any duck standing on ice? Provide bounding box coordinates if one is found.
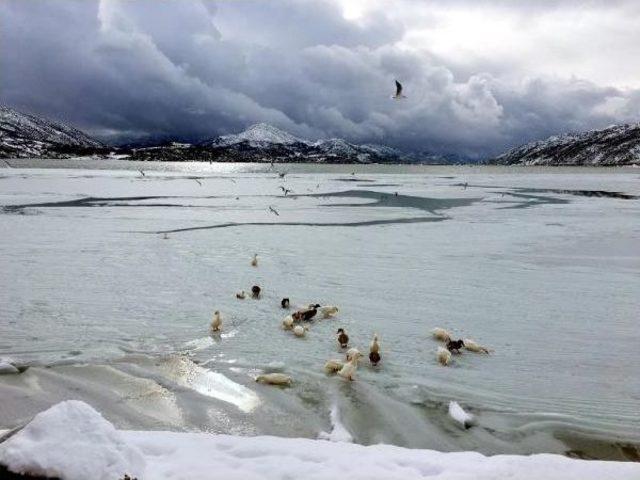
[338,350,362,381]
[336,328,349,348]
[251,285,261,298]
[211,311,222,332]
[251,254,258,267]
[369,334,381,366]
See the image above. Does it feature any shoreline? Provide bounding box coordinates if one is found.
[2,158,640,173]
[1,401,639,480]
[1,357,638,463]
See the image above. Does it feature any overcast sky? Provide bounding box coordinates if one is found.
[2,0,640,157]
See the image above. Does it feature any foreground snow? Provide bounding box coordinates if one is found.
[1,402,638,480]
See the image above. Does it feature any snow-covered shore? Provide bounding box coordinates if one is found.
[1,401,638,480]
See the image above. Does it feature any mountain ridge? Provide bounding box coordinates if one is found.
[0,106,105,158]
[489,123,640,166]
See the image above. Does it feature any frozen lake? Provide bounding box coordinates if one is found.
[1,160,639,461]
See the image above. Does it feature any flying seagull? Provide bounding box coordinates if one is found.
[392,80,407,100]
[268,205,280,216]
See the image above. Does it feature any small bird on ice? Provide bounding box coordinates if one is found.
[392,80,407,100]
[279,186,292,196]
[251,254,258,267]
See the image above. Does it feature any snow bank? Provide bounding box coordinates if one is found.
[0,401,145,480]
[126,431,640,480]
[2,401,639,480]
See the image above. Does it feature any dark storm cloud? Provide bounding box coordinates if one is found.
[1,0,639,157]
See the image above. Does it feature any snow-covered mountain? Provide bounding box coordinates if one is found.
[131,123,411,163]
[0,106,103,158]
[205,123,308,148]
[490,123,640,166]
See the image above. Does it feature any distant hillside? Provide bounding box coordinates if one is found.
[130,123,418,164]
[0,106,104,158]
[0,107,461,163]
[490,123,640,166]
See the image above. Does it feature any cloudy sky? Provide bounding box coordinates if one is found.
[2,0,640,157]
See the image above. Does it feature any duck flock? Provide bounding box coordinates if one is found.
[210,254,492,389]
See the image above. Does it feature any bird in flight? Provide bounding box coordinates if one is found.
[268,205,280,216]
[392,80,407,100]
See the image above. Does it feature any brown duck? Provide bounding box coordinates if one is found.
[337,328,349,348]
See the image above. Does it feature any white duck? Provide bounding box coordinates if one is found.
[437,346,451,366]
[210,311,222,332]
[338,351,362,381]
[432,327,452,342]
[282,315,294,330]
[324,359,345,373]
[293,325,308,337]
[346,347,360,362]
[318,305,339,318]
[463,338,490,354]
[255,373,291,386]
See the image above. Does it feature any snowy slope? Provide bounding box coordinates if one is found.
[1,401,638,480]
[180,124,412,163]
[205,123,308,148]
[0,106,103,158]
[491,123,640,166]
